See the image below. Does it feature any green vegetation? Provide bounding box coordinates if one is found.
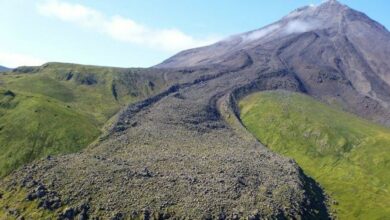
[239,90,390,219]
[0,89,100,176]
[0,186,56,219]
[0,62,165,176]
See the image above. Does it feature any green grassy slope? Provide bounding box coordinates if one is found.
[0,89,100,177]
[4,63,165,122]
[239,90,390,219]
[0,63,166,177]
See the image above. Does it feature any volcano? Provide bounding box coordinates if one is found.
[158,0,390,126]
[1,0,389,219]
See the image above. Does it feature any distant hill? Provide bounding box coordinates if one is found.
[0,65,11,72]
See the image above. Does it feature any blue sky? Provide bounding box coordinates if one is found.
[0,0,389,68]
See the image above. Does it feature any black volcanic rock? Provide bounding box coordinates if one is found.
[2,0,389,219]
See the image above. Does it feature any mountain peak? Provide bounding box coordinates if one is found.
[323,0,341,5]
[158,0,390,85]
[284,0,347,20]
[318,0,347,11]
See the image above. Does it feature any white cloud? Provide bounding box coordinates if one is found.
[284,19,320,34]
[0,51,45,68]
[38,0,102,27]
[243,24,281,42]
[37,0,219,52]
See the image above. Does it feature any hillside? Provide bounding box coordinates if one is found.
[0,62,178,176]
[0,67,330,219]
[0,89,100,177]
[239,90,390,219]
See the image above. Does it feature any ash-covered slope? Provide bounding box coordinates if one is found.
[1,0,388,219]
[158,0,390,126]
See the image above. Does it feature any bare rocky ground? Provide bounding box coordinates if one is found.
[1,62,330,219]
[2,0,390,219]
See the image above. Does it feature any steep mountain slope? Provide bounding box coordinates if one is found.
[0,63,183,176]
[158,0,390,127]
[0,0,388,219]
[239,90,390,219]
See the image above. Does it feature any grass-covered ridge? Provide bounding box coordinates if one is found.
[239,90,390,219]
[0,62,167,176]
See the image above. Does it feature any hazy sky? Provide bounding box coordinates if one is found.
[0,0,389,68]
